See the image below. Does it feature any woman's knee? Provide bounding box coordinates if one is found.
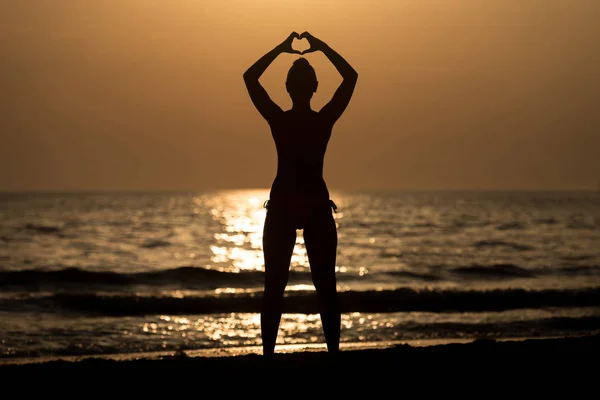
[264,276,288,297]
[312,273,337,297]
[315,285,339,307]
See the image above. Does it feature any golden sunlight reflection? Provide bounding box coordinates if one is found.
[140,312,401,347]
[140,313,324,346]
[285,284,316,291]
[200,190,320,273]
[214,287,259,294]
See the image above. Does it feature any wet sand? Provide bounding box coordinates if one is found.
[1,334,598,383]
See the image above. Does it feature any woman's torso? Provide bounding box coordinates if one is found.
[268,109,333,202]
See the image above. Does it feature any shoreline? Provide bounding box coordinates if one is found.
[2,333,598,370]
[2,334,599,392]
[0,337,474,367]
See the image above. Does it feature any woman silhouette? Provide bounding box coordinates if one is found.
[244,31,357,358]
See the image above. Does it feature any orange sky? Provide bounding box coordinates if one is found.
[1,0,598,191]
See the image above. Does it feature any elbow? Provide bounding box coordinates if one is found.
[347,69,358,83]
[243,70,254,83]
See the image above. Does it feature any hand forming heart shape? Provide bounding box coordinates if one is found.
[291,37,310,54]
[280,32,326,55]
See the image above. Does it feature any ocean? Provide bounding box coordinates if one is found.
[1,190,599,359]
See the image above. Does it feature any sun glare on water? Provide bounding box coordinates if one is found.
[199,190,310,273]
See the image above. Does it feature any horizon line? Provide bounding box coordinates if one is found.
[0,188,598,194]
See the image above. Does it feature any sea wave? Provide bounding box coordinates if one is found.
[1,287,599,316]
[2,264,599,291]
[473,240,535,251]
[495,222,526,231]
[388,264,600,281]
[140,239,172,249]
[24,223,63,235]
[450,264,535,279]
[0,266,277,290]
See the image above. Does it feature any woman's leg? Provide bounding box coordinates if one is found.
[303,209,339,353]
[261,209,296,358]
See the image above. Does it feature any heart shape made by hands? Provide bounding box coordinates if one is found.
[291,37,310,54]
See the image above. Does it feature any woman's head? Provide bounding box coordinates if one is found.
[286,58,318,103]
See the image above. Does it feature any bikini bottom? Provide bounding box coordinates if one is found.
[263,197,338,230]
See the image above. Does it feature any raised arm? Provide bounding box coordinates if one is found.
[243,32,301,123]
[301,32,358,124]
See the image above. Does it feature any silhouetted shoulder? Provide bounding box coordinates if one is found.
[319,71,357,125]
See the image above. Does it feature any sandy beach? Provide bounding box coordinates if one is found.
[2,334,598,381]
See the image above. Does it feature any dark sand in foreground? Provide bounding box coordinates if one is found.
[2,335,599,382]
